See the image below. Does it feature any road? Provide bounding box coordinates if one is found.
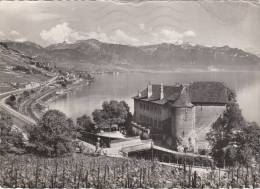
[0,76,58,127]
[19,88,56,121]
[0,95,36,125]
[0,75,114,154]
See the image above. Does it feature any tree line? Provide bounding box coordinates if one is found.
[207,90,260,168]
[0,100,132,157]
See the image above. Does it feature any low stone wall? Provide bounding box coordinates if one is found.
[195,105,226,151]
[131,122,150,139]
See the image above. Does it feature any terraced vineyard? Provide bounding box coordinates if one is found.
[0,154,259,188]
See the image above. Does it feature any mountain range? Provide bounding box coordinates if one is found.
[1,39,260,72]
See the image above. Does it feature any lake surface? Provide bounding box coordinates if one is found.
[49,71,260,124]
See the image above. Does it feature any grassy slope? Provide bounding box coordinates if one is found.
[0,44,49,93]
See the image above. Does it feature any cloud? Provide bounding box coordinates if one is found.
[40,22,195,46]
[184,30,196,37]
[159,29,183,41]
[40,22,139,45]
[149,29,196,44]
[1,29,28,42]
[112,29,139,44]
[10,30,20,36]
[15,37,27,42]
[84,29,139,45]
[40,22,85,44]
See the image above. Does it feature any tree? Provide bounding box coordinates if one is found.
[23,90,30,98]
[5,94,17,109]
[207,90,246,167]
[235,122,260,165]
[92,100,132,132]
[0,111,24,155]
[76,114,96,133]
[29,110,76,157]
[120,101,133,134]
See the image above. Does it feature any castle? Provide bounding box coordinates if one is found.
[133,81,229,153]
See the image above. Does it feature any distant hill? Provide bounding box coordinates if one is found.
[0,42,50,92]
[0,42,54,75]
[0,42,36,66]
[2,39,260,71]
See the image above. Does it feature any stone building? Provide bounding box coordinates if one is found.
[133,81,229,153]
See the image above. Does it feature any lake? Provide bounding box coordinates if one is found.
[49,71,260,124]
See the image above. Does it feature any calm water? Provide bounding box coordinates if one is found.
[49,71,260,124]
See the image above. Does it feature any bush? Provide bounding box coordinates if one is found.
[5,95,17,109]
[0,111,24,155]
[28,110,77,157]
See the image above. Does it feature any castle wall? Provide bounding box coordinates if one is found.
[133,99,172,143]
[194,105,226,150]
[134,99,227,152]
[172,107,196,150]
[134,99,171,129]
[195,105,226,130]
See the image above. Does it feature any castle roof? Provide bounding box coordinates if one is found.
[134,84,183,104]
[171,87,193,107]
[133,81,229,106]
[188,81,228,104]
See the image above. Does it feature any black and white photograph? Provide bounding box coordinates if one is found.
[0,0,260,188]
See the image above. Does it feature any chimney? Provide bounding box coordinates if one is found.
[147,82,152,98]
[138,90,141,97]
[160,83,164,100]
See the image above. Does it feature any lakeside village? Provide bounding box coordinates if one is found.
[1,71,260,188]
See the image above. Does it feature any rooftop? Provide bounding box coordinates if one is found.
[133,81,229,106]
[97,131,126,139]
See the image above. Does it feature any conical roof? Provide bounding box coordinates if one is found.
[171,86,193,107]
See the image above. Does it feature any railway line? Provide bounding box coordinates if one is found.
[0,76,58,127]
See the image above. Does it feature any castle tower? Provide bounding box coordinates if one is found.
[171,86,196,152]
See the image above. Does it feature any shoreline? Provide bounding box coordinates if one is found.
[30,78,93,119]
[91,67,260,75]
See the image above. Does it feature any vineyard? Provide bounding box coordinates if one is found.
[0,154,260,188]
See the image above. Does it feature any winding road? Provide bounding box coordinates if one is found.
[0,76,58,127]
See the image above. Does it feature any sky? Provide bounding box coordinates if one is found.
[0,0,260,54]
